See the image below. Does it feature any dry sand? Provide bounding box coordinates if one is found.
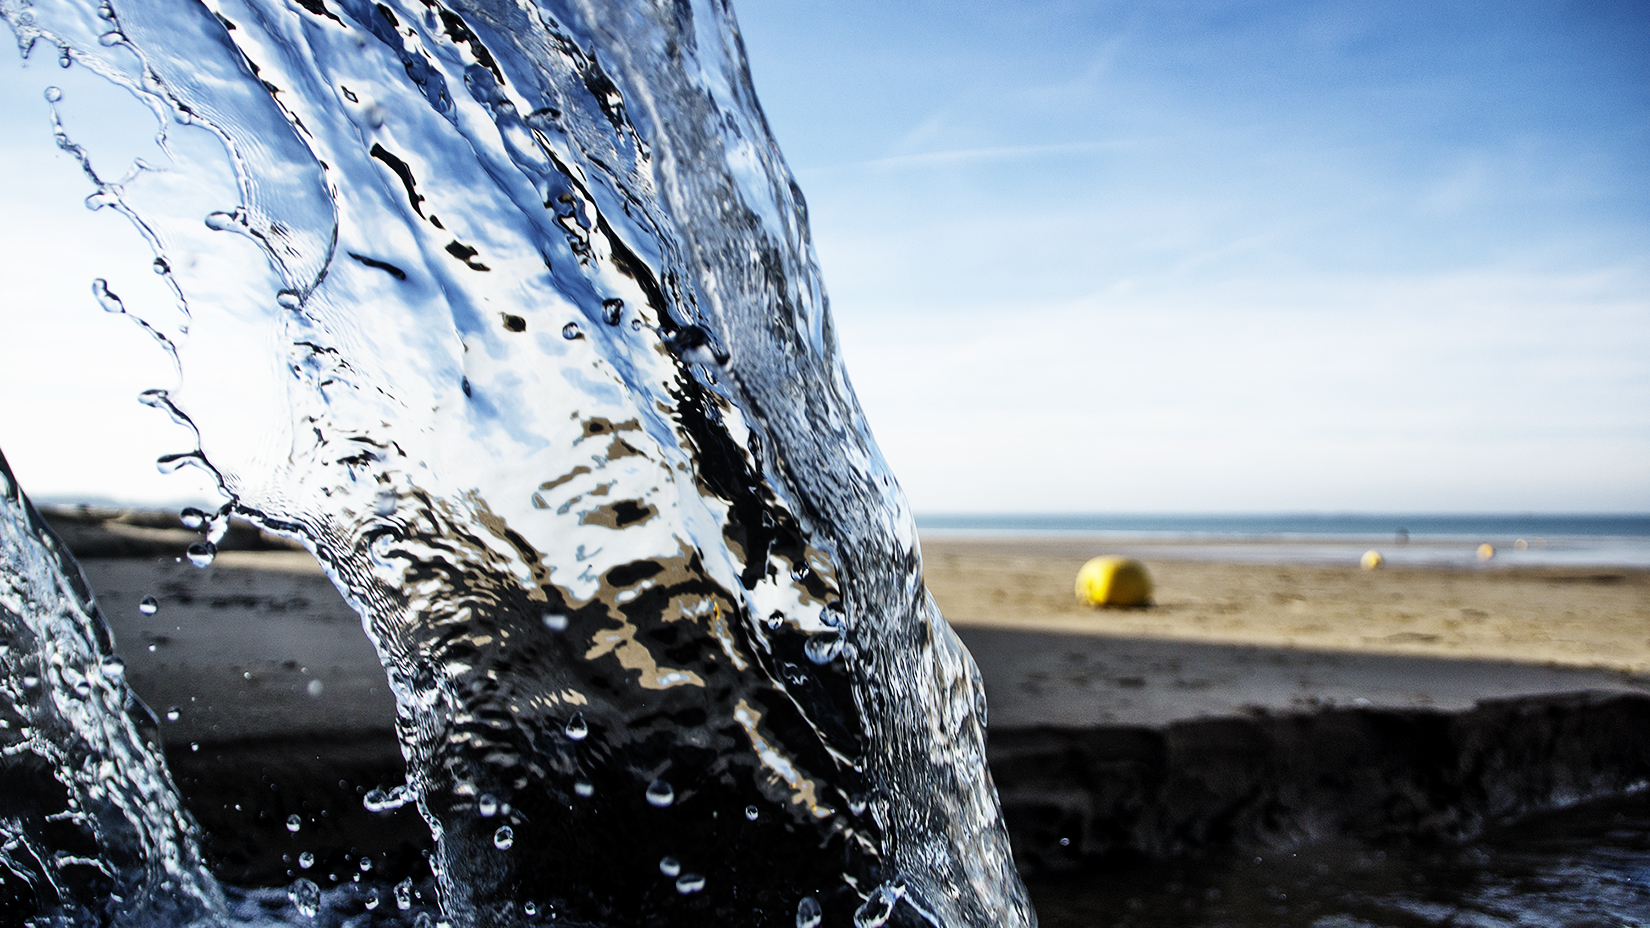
[922,536,1650,673]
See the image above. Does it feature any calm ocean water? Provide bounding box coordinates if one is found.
[915,514,1650,569]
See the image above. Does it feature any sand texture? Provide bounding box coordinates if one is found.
[922,537,1650,674]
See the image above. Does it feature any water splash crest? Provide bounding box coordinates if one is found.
[0,450,223,924]
[1,0,1033,924]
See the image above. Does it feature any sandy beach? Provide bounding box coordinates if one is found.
[69,521,1650,742]
[922,536,1650,673]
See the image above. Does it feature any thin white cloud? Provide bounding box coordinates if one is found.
[802,138,1152,173]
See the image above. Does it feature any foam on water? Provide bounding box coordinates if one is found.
[0,0,1032,924]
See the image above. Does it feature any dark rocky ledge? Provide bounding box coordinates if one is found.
[992,691,1650,876]
[153,691,1650,888]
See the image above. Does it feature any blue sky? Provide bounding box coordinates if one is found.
[0,0,1645,512]
[731,0,1650,512]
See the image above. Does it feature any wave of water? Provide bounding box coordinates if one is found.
[0,451,223,925]
[0,0,1032,924]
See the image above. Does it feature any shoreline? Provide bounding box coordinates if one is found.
[922,536,1650,674]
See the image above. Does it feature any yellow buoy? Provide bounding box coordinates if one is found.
[1075,556,1153,607]
[1477,543,1495,561]
[1360,550,1383,570]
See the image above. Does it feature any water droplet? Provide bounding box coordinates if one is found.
[306,679,324,698]
[165,707,181,722]
[804,631,844,665]
[657,855,681,877]
[764,611,784,631]
[854,888,895,928]
[782,662,807,687]
[668,324,728,366]
[276,289,302,310]
[645,779,674,808]
[22,675,39,689]
[186,542,216,567]
[101,656,125,681]
[156,452,206,474]
[364,890,380,910]
[139,596,159,615]
[363,784,411,812]
[58,50,71,68]
[395,878,413,910]
[524,901,538,916]
[493,825,514,849]
[573,781,594,798]
[179,507,206,529]
[744,804,758,821]
[796,896,823,928]
[477,794,499,817]
[675,873,706,895]
[541,612,567,632]
[286,814,302,833]
[204,210,240,231]
[562,322,581,339]
[298,850,315,869]
[360,856,374,871]
[563,712,588,741]
[601,298,624,325]
[91,278,124,314]
[152,257,170,274]
[288,877,320,917]
[43,86,61,103]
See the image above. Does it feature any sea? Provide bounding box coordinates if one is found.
[915,513,1650,570]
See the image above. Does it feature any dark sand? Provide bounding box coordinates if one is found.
[80,535,1650,740]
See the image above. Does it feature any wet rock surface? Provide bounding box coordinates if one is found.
[990,691,1650,874]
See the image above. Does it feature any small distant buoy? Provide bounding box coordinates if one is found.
[1360,550,1383,570]
[1476,543,1495,561]
[1513,538,1529,550]
[1075,557,1153,607]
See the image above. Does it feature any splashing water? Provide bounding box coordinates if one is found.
[0,451,223,924]
[0,0,1034,924]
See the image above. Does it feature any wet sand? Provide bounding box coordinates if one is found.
[78,535,1650,742]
